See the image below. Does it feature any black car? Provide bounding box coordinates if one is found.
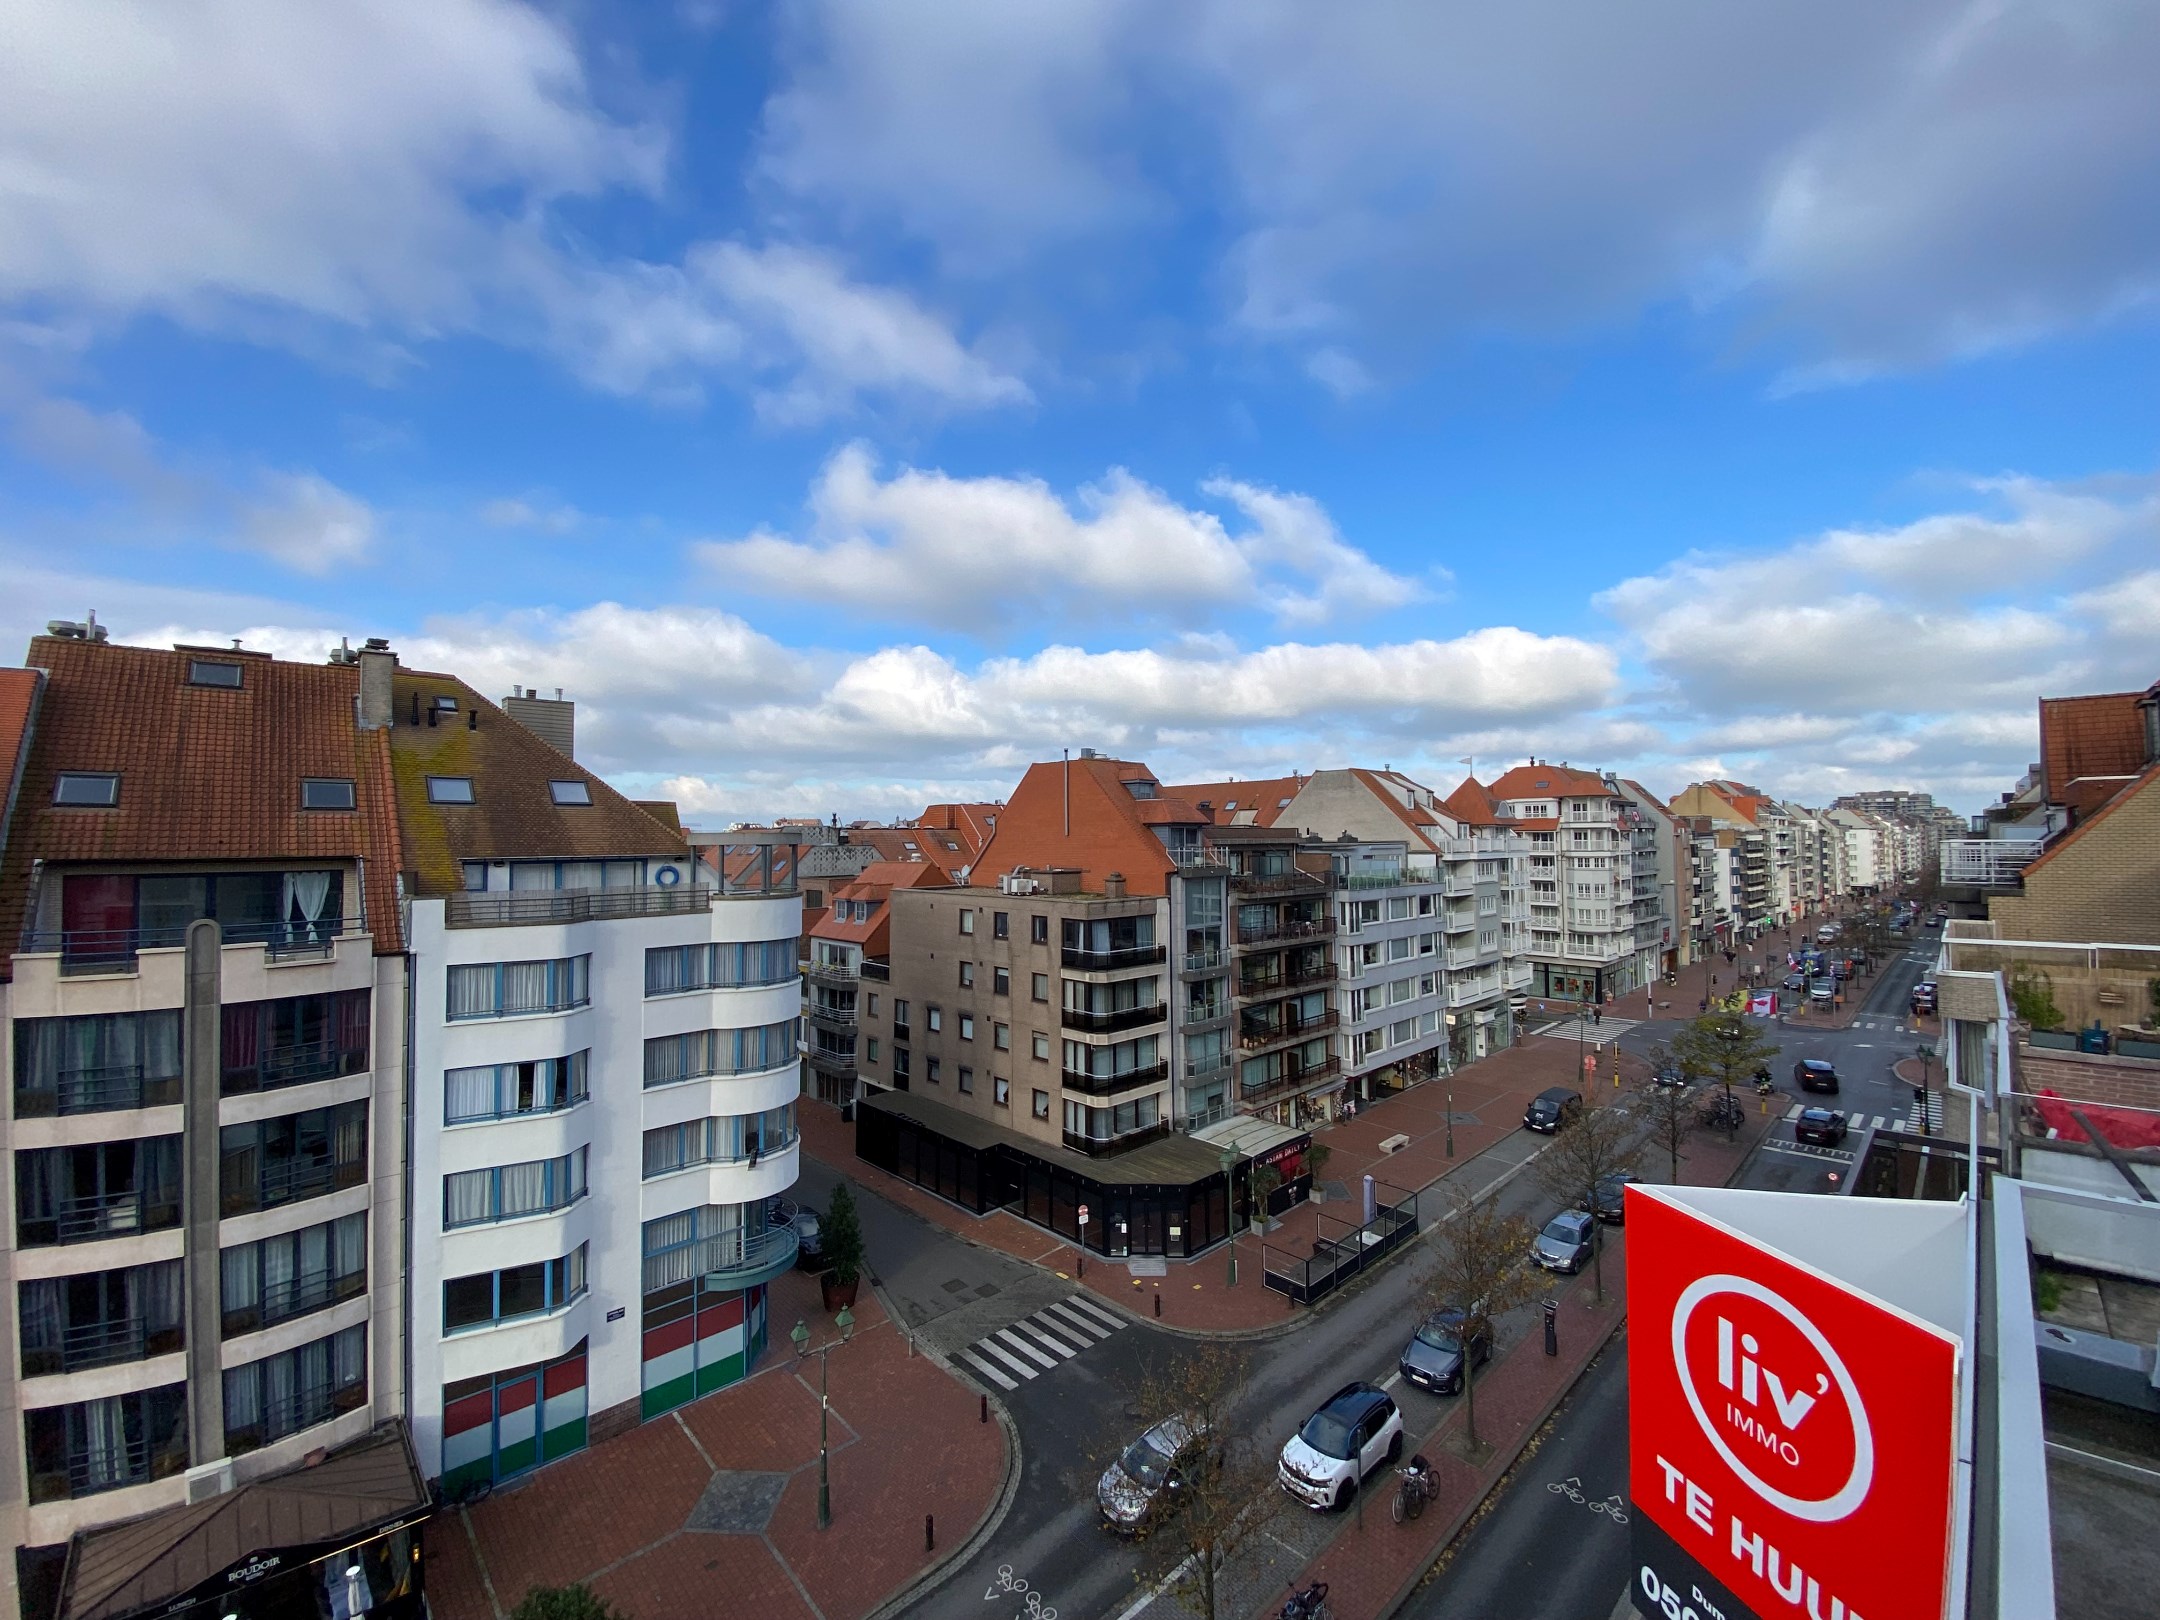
[1523,1086,1583,1133]
[1580,1170,1640,1224]
[1793,1059,1839,1094]
[792,1207,826,1270]
[1794,1107,1848,1147]
[1782,972,1808,992]
[1397,1310,1492,1395]
[1650,1061,1687,1092]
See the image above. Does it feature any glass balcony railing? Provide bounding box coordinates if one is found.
[20,918,357,974]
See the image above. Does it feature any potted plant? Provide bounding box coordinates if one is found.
[820,1181,865,1311]
[1303,1141,1332,1202]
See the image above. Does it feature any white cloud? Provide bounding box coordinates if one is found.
[480,497,583,535]
[695,444,1421,630]
[0,2,1023,418]
[241,473,375,574]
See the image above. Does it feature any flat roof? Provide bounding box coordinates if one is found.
[860,1088,1228,1186]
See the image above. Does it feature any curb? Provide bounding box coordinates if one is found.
[861,1367,1025,1620]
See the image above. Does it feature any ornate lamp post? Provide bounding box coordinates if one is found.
[791,1305,855,1529]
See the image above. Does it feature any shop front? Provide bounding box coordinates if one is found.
[50,1423,430,1620]
[857,1090,1245,1259]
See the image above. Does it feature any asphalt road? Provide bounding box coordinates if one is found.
[1403,1336,1633,1620]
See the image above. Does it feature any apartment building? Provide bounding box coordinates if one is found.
[1478,763,1659,1003]
[391,662,803,1496]
[804,860,953,1106]
[1612,780,1687,977]
[0,632,426,1620]
[1669,782,1784,933]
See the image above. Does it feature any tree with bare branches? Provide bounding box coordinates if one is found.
[1530,1089,1636,1304]
[1636,1041,1698,1183]
[1110,1344,1279,1620]
[1425,1185,1538,1455]
[1672,1009,1781,1137]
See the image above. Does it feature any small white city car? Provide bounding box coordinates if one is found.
[1278,1381,1404,1511]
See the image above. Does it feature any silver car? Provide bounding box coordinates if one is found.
[1098,1415,1201,1536]
[1533,1210,1596,1274]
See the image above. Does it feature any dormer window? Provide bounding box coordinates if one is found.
[187,659,243,688]
[54,772,120,807]
[1122,778,1159,799]
[549,780,592,806]
[302,778,357,811]
[427,776,475,804]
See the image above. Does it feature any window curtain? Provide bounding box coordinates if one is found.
[564,956,589,1005]
[501,961,550,1014]
[498,1160,546,1217]
[444,1171,492,1228]
[559,862,602,892]
[141,1138,182,1215]
[18,1280,62,1364]
[334,1213,366,1280]
[224,1365,261,1436]
[222,1003,262,1083]
[332,1325,364,1387]
[335,991,370,1060]
[140,1261,183,1334]
[443,1065,498,1123]
[566,1050,589,1104]
[263,1347,298,1434]
[297,1221,329,1289]
[447,965,494,1019]
[283,872,334,942]
[82,1397,130,1489]
[262,1233,297,1315]
[222,1246,259,1317]
[646,946,688,996]
[333,1105,366,1171]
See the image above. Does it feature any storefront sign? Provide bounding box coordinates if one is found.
[1627,1188,1960,1620]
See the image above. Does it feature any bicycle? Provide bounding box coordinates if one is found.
[1392,1454,1437,1523]
[1280,1580,1330,1620]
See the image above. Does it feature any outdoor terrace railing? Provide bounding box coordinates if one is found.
[1061,1061,1169,1098]
[1061,944,1167,972]
[1062,1120,1172,1158]
[446,885,713,928]
[19,918,360,974]
[1061,1003,1167,1035]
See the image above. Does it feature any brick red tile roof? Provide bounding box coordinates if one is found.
[915,802,1001,859]
[0,637,405,976]
[1160,777,1306,825]
[811,860,952,955]
[387,668,687,896]
[846,825,967,879]
[1439,775,1510,827]
[2039,690,2151,821]
[975,757,1194,895]
[1486,762,1615,801]
[0,666,43,851]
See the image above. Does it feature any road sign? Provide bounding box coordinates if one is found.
[1626,1187,1960,1620]
[1078,1205,1090,1224]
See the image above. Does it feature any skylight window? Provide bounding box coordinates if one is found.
[53,772,119,807]
[426,776,476,804]
[187,659,243,688]
[549,779,592,806]
[302,778,357,811]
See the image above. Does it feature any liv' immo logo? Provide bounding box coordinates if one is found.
[1672,1274,1874,1522]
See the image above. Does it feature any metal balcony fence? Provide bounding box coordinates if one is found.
[1060,1061,1170,1097]
[1060,944,1168,971]
[446,885,715,928]
[1060,1003,1167,1035]
[21,917,359,974]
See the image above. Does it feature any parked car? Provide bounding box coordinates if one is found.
[1830,958,1852,981]
[1533,1209,1598,1274]
[1523,1086,1584,1134]
[1279,1383,1404,1511]
[1650,1061,1688,1092]
[1581,1170,1640,1224]
[1783,972,1809,992]
[1397,1309,1492,1395]
[1794,1059,1839,1093]
[1809,980,1837,1007]
[1794,1107,1849,1147]
[792,1207,826,1270]
[1816,924,1840,943]
[1099,1414,1204,1536]
[1910,982,1938,1015]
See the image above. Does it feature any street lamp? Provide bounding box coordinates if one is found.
[1443,1014,1457,1158]
[1219,1147,1238,1287]
[791,1305,856,1530]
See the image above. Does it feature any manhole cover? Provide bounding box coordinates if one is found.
[972,1282,1001,1299]
[941,1278,971,1295]
[684,1471,787,1533]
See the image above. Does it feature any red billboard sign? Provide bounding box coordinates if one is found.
[1627,1188,1961,1620]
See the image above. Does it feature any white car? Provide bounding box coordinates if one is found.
[1278,1382,1404,1511]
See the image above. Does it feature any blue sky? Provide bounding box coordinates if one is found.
[3,1,2156,822]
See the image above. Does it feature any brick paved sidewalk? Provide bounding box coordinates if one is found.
[426,1267,1008,1620]
[802,1034,1646,1335]
[1250,1104,1771,1620]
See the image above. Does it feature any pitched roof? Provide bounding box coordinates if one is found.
[847,824,968,879]
[0,666,43,855]
[2039,689,2152,821]
[1439,774,1509,827]
[0,637,406,975]
[386,667,684,896]
[2015,759,2160,880]
[811,859,950,954]
[1161,776,1307,825]
[915,801,1001,858]
[1485,762,1615,800]
[974,756,1198,895]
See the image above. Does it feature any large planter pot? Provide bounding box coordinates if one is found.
[821,1274,860,1311]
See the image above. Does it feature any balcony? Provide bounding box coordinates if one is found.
[46,1190,180,1246]
[807,1002,858,1028]
[1062,1120,1173,1158]
[1170,847,1232,877]
[1341,869,1408,891]
[20,1064,181,1117]
[806,1047,857,1080]
[1938,839,2043,888]
[859,960,891,982]
[1061,944,1167,972]
[1237,1009,1338,1051]
[1061,1061,1169,1098]
[805,959,859,988]
[224,1267,366,1339]
[1238,958,1334,998]
[1061,1002,1167,1035]
[447,884,716,928]
[25,1316,174,1378]
[1230,869,1326,896]
[251,1044,366,1090]
[1238,1056,1340,1105]
[1236,915,1334,947]
[1181,947,1227,975]
[1185,1051,1231,1080]
[20,916,362,976]
[1183,1000,1231,1029]
[645,1219,800,1295]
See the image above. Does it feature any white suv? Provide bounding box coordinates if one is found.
[1278,1382,1404,1510]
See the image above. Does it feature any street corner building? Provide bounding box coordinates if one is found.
[0,628,810,1620]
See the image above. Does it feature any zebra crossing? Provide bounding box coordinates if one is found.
[1781,1097,1946,1134]
[953,1295,1127,1391]
[1528,1015,1641,1049]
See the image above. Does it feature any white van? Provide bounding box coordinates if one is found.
[1815,924,1840,944]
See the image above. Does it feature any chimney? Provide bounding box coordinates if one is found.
[1103,872,1127,899]
[357,638,396,730]
[503,691,575,759]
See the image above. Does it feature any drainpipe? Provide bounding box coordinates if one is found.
[400,888,416,1449]
[182,921,224,1467]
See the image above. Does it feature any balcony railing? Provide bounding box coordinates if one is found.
[50,1190,179,1245]
[1061,944,1167,972]
[1341,870,1407,891]
[806,1048,858,1078]
[1062,1120,1173,1158]
[1170,847,1232,876]
[66,1436,156,1499]
[805,959,859,987]
[1239,1056,1340,1105]
[1938,840,2043,888]
[224,1267,365,1339]
[859,960,890,982]
[20,917,360,975]
[1061,1061,1169,1098]
[1181,947,1227,974]
[808,1003,857,1027]
[1185,1051,1231,1079]
[253,1045,366,1090]
[29,1316,162,1376]
[1236,916,1334,946]
[1061,1003,1167,1035]
[643,1221,799,1294]
[17,1064,182,1117]
[1237,1009,1339,1051]
[446,885,714,928]
[1230,870,1326,896]
[1239,959,1334,998]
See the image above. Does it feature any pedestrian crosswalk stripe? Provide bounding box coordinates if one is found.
[976,1337,1040,1379]
[1025,1311,1092,1352]
[1784,1104,1803,1122]
[1060,1295,1127,1332]
[1041,1300,1112,1340]
[1020,1320,1080,1358]
[958,1348,1017,1390]
[998,1326,1058,1368]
